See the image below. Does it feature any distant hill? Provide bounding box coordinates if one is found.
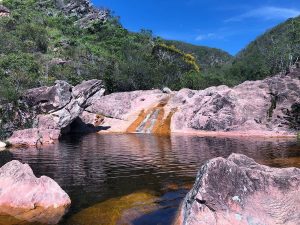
[228,16,300,82]
[165,40,233,70]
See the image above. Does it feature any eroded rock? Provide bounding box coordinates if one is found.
[176,153,300,225]
[0,160,71,224]
[35,79,105,130]
[7,79,105,147]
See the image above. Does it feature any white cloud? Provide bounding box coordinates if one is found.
[195,33,217,41]
[225,6,300,22]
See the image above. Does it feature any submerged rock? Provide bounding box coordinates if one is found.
[176,153,300,225]
[0,160,71,224]
[67,191,158,225]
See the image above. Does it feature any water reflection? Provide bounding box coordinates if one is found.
[0,134,299,224]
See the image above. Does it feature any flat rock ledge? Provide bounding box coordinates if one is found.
[0,160,71,224]
[175,153,300,225]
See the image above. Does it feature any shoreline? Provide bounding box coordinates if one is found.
[98,129,298,140]
[170,130,298,139]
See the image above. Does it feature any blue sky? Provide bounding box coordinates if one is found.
[93,0,300,55]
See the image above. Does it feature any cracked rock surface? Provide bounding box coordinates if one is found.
[175,153,300,225]
[7,79,105,146]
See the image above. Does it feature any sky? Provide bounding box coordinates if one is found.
[93,0,300,55]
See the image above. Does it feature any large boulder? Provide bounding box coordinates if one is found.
[7,128,60,147]
[22,80,72,113]
[7,79,105,147]
[176,153,300,225]
[170,71,300,135]
[35,79,105,130]
[0,160,71,224]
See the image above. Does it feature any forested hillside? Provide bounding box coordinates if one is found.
[229,16,300,83]
[0,0,233,104]
[165,40,233,70]
[0,0,299,104]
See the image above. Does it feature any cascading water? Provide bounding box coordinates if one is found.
[126,98,176,135]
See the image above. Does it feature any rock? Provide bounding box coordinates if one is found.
[66,191,158,225]
[85,89,170,133]
[86,89,166,120]
[0,160,71,224]
[7,79,105,147]
[72,79,105,107]
[0,101,34,139]
[0,5,10,17]
[169,71,300,135]
[176,153,300,225]
[0,141,6,148]
[163,87,172,94]
[22,80,72,113]
[7,128,60,147]
[35,79,105,130]
[62,0,109,28]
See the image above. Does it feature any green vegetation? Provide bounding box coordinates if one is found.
[228,16,300,83]
[0,0,213,103]
[0,0,299,104]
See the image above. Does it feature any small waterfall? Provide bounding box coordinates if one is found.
[136,108,161,133]
[127,98,176,135]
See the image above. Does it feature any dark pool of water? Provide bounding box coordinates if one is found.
[0,133,299,224]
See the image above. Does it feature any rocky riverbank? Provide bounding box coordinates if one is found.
[175,153,300,225]
[2,68,300,147]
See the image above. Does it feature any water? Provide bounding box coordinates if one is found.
[0,133,299,224]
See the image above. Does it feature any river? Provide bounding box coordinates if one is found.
[1,133,299,224]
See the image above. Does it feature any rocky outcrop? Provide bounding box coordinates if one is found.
[0,5,10,17]
[0,160,71,224]
[169,70,300,135]
[83,69,300,136]
[62,0,109,28]
[86,89,171,132]
[0,101,34,139]
[7,79,105,146]
[4,70,300,146]
[34,79,105,131]
[23,80,72,113]
[175,153,300,225]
